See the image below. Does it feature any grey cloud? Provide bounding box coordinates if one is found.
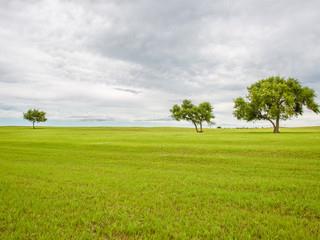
[0,103,20,111]
[114,88,141,94]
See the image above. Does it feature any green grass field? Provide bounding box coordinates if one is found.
[0,127,319,239]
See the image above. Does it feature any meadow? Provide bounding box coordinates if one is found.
[0,126,319,239]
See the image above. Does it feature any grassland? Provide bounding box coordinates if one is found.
[0,126,319,239]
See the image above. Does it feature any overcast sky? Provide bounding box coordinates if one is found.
[0,0,319,127]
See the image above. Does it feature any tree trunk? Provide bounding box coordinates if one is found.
[192,121,199,133]
[274,117,280,133]
[199,122,203,133]
[32,121,35,129]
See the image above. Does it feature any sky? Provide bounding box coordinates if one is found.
[0,0,319,127]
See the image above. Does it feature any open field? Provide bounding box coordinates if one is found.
[0,126,319,239]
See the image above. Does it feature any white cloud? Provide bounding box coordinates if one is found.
[0,0,319,127]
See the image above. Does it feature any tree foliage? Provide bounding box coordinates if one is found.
[170,99,214,132]
[233,76,319,133]
[23,109,47,129]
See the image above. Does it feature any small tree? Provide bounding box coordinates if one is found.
[23,109,47,129]
[233,76,319,133]
[170,99,214,133]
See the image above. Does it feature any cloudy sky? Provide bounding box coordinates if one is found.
[0,0,319,127]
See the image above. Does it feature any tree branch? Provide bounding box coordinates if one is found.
[266,118,276,129]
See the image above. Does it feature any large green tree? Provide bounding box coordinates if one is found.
[170,99,214,133]
[234,76,319,133]
[23,109,47,129]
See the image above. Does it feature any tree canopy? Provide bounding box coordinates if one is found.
[170,99,214,133]
[233,76,319,133]
[23,109,47,129]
